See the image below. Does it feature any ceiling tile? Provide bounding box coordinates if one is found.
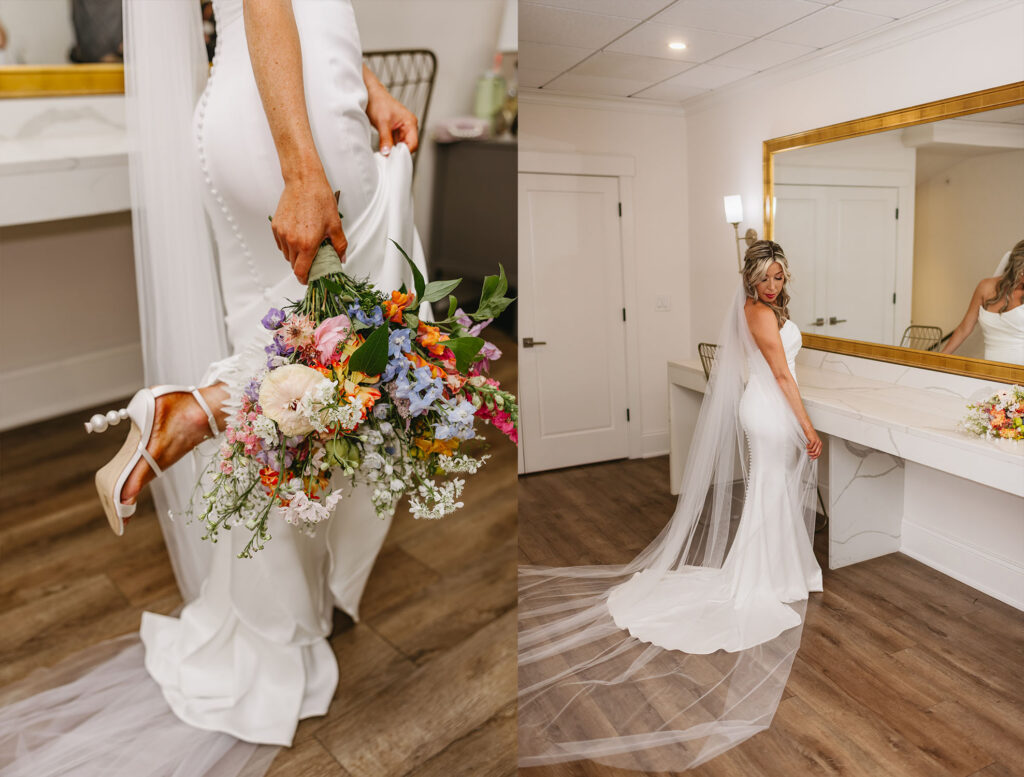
[543,72,656,98]
[525,0,676,21]
[632,77,710,102]
[712,38,816,70]
[519,41,592,73]
[607,22,751,62]
[835,0,943,17]
[654,62,754,90]
[520,2,638,49]
[766,6,892,47]
[653,0,822,38]
[570,50,694,82]
[519,68,562,88]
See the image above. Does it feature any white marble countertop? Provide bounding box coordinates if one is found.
[669,358,1023,497]
[0,133,127,176]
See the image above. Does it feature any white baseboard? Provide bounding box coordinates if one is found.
[640,430,669,459]
[0,343,144,431]
[900,518,1024,611]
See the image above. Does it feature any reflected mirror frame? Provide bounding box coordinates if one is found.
[763,81,1024,385]
[0,65,125,98]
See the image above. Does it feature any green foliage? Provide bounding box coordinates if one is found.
[348,324,390,375]
[445,336,485,374]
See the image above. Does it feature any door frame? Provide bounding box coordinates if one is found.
[518,151,644,460]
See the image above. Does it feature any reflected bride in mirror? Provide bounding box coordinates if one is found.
[942,239,1024,364]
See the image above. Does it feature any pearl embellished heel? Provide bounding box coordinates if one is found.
[88,385,220,536]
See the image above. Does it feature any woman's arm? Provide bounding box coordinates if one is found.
[362,64,419,154]
[941,281,986,354]
[745,304,822,460]
[243,0,346,284]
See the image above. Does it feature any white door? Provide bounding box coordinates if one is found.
[518,173,629,473]
[776,185,899,344]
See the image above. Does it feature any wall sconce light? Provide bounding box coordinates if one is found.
[723,195,758,270]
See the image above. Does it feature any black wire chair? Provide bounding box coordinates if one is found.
[900,324,944,351]
[363,49,437,172]
[698,341,829,533]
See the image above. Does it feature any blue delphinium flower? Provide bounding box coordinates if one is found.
[348,303,385,328]
[434,397,477,440]
[389,328,412,358]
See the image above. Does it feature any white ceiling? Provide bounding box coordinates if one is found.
[520,0,953,104]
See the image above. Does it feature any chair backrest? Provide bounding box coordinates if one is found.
[362,49,437,171]
[698,343,717,381]
[900,325,943,351]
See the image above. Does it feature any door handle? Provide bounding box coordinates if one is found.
[829,316,847,325]
[808,317,824,327]
[523,337,547,348]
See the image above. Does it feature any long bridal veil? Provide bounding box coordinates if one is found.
[518,285,818,771]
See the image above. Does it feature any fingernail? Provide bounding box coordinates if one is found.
[381,146,391,156]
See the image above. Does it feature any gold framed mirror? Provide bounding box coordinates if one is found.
[763,81,1024,384]
[0,65,123,97]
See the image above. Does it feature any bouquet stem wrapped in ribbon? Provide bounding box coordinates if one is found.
[195,239,516,558]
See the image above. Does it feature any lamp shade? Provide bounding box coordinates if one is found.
[723,195,743,224]
[497,0,517,52]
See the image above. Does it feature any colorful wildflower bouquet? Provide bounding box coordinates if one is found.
[196,240,517,558]
[960,385,1024,442]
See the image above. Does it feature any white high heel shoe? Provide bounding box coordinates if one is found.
[86,385,220,536]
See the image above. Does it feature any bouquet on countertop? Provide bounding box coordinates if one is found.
[194,239,517,558]
[959,384,1023,442]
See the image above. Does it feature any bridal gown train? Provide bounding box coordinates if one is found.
[607,319,822,653]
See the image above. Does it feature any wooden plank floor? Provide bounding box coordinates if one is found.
[518,457,1023,777]
[0,333,518,777]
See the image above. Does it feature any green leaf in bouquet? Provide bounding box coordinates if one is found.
[404,311,420,331]
[446,294,459,320]
[348,325,390,375]
[446,336,485,374]
[474,263,515,318]
[325,437,360,468]
[391,239,425,301]
[421,277,462,304]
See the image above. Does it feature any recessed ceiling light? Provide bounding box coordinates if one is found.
[668,41,686,50]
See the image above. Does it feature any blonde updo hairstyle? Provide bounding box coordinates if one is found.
[984,239,1024,312]
[742,240,791,329]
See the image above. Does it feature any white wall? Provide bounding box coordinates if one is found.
[519,98,688,455]
[684,0,1024,347]
[913,148,1024,358]
[0,0,75,64]
[352,0,510,253]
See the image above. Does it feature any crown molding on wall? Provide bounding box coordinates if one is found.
[681,0,1019,117]
[519,88,687,118]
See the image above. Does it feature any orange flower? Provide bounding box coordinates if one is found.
[335,333,365,370]
[260,467,279,492]
[385,290,416,323]
[312,364,334,379]
[413,436,459,457]
[417,321,450,357]
[404,351,446,379]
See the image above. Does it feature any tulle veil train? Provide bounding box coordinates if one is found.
[517,284,819,771]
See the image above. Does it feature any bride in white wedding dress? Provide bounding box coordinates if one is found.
[519,241,824,772]
[0,1,429,774]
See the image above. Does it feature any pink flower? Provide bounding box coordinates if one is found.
[312,314,352,365]
[278,314,317,351]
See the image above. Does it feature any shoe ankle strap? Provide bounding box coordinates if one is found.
[189,387,220,438]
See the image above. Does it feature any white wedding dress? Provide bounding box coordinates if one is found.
[0,1,429,773]
[518,293,822,771]
[978,305,1024,364]
[607,320,822,654]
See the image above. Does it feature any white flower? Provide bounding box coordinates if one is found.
[282,490,342,528]
[259,364,332,437]
[253,415,279,447]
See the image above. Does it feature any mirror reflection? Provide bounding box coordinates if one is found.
[0,0,215,66]
[772,103,1024,365]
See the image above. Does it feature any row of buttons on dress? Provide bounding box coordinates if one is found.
[194,39,275,302]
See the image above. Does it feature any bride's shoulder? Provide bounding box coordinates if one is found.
[743,298,775,325]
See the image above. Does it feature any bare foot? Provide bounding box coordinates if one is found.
[120,384,229,507]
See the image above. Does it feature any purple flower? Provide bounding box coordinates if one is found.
[455,307,492,337]
[261,308,286,331]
